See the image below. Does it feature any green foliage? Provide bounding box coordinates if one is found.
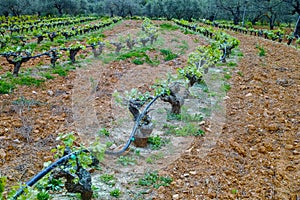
[106,141,113,148]
[151,80,171,97]
[0,80,14,94]
[54,132,105,172]
[0,176,6,199]
[110,189,121,198]
[45,178,64,191]
[237,71,244,77]
[132,58,144,65]
[227,62,237,67]
[100,174,116,186]
[51,65,72,76]
[163,123,205,137]
[138,171,172,189]
[98,128,110,136]
[160,48,178,61]
[147,136,170,150]
[222,83,231,92]
[231,189,238,194]
[42,72,54,80]
[36,190,50,200]
[142,18,157,35]
[224,73,232,80]
[159,23,179,31]
[256,44,266,56]
[12,75,44,87]
[171,107,204,122]
[87,36,104,46]
[117,156,136,166]
[245,21,253,28]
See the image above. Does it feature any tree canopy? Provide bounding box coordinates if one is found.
[0,0,299,28]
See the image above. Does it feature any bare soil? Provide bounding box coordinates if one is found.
[152,30,300,199]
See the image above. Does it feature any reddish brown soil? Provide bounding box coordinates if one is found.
[1,20,299,199]
[152,31,300,199]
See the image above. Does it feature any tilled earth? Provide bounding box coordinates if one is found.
[0,20,299,199]
[152,31,300,199]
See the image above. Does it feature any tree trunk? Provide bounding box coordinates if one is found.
[69,49,80,63]
[269,18,275,30]
[161,85,184,115]
[13,62,22,76]
[233,15,240,25]
[294,15,300,38]
[54,4,63,16]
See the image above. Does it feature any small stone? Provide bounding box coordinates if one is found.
[267,123,279,131]
[47,90,54,96]
[0,149,6,159]
[230,139,246,156]
[285,144,294,150]
[204,127,212,133]
[293,150,300,155]
[247,124,256,133]
[245,93,252,97]
[183,173,189,177]
[286,166,296,171]
[33,129,40,133]
[109,144,117,150]
[13,139,21,143]
[264,143,273,152]
[32,91,37,94]
[190,171,197,175]
[258,146,266,154]
[199,121,205,125]
[172,194,179,200]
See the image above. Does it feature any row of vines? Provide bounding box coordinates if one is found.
[203,20,300,47]
[0,17,241,199]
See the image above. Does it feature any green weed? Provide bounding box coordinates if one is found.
[237,52,244,57]
[12,75,44,87]
[138,171,172,189]
[222,83,231,92]
[227,62,237,67]
[132,58,144,65]
[160,23,179,31]
[163,123,204,136]
[46,178,64,191]
[106,142,113,148]
[117,156,136,166]
[147,136,170,150]
[98,128,110,136]
[52,66,68,76]
[237,71,244,77]
[167,107,203,122]
[224,73,232,80]
[100,174,116,186]
[256,44,266,56]
[36,190,50,200]
[42,72,54,80]
[160,49,178,61]
[0,80,14,94]
[0,176,6,199]
[110,189,121,198]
